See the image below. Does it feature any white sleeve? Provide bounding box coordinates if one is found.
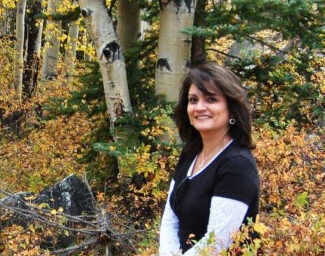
[183,197,248,256]
[159,180,182,256]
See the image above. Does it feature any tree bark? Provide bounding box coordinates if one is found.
[78,0,133,184]
[13,0,27,100]
[23,0,42,99]
[34,19,43,58]
[41,0,61,80]
[155,0,196,102]
[64,7,79,81]
[116,0,141,52]
[191,0,207,63]
[78,0,132,128]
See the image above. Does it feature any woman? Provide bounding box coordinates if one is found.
[159,62,260,255]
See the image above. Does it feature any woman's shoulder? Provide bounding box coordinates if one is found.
[220,140,257,169]
[173,148,196,180]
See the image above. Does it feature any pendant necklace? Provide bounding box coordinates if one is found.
[197,134,229,171]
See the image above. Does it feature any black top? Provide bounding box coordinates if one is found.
[170,140,260,252]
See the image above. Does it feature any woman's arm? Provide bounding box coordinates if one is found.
[183,196,248,256]
[159,180,182,256]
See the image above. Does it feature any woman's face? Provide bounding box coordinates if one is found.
[187,84,230,137]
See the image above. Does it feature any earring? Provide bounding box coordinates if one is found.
[229,118,236,125]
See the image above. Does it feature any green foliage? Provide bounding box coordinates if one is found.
[182,0,325,130]
[124,29,159,108]
[185,0,324,48]
[234,50,325,129]
[293,191,309,209]
[35,6,81,22]
[137,0,160,24]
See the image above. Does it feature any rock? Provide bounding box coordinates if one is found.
[224,35,287,66]
[224,39,263,65]
[34,174,95,215]
[0,175,96,251]
[0,174,95,227]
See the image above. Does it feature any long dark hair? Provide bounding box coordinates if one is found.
[175,62,255,155]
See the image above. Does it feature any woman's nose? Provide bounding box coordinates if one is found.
[194,99,206,110]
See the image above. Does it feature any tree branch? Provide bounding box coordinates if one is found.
[206,48,242,60]
[51,237,98,255]
[244,34,285,54]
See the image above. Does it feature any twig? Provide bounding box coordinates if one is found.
[206,48,242,60]
[51,237,98,255]
[244,34,285,54]
[82,173,98,212]
[0,203,98,235]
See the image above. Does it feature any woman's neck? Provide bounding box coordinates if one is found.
[200,130,231,156]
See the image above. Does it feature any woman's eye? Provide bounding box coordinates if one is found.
[207,97,217,102]
[188,97,197,104]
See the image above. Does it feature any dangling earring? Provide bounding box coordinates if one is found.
[229,118,236,125]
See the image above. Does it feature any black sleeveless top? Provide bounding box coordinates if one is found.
[170,140,260,253]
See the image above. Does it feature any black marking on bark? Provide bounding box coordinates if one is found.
[160,0,192,13]
[182,0,193,13]
[156,58,172,71]
[100,41,121,63]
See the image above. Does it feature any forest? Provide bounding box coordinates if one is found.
[0,0,324,255]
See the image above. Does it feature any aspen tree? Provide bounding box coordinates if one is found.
[23,0,43,98]
[64,1,79,81]
[155,0,196,102]
[13,0,27,100]
[78,0,133,184]
[41,0,61,80]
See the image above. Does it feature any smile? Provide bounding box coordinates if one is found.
[195,115,211,119]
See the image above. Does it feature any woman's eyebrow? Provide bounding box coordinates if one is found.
[205,92,219,96]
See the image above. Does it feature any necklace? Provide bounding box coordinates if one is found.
[197,134,229,171]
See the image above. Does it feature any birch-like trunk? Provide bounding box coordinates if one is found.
[155,0,196,102]
[34,20,43,58]
[13,0,27,100]
[41,0,61,80]
[64,19,79,80]
[78,0,132,126]
[78,0,133,184]
[116,0,141,51]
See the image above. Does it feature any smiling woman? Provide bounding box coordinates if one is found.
[159,62,260,255]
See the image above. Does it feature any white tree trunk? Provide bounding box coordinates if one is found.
[155,0,196,102]
[64,20,79,80]
[140,12,149,40]
[116,0,141,51]
[34,20,43,58]
[13,0,27,100]
[41,0,61,80]
[78,0,132,128]
[78,0,134,184]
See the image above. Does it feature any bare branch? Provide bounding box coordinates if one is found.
[51,237,98,255]
[206,48,242,60]
[0,202,98,235]
[244,34,285,54]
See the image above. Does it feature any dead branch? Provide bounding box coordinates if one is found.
[206,48,242,60]
[51,237,98,255]
[0,184,141,255]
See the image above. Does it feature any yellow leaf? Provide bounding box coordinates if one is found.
[253,222,268,235]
